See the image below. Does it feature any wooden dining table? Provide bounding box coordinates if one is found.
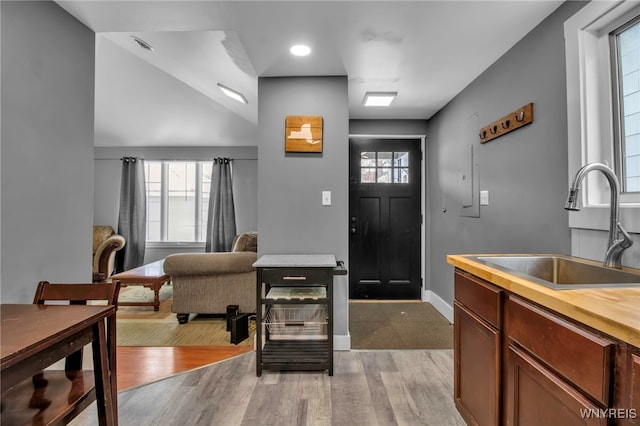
[1,303,118,425]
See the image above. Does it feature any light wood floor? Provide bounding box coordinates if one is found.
[73,349,465,426]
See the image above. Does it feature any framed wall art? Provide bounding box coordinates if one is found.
[285,115,323,153]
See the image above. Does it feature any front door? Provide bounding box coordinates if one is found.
[349,138,422,299]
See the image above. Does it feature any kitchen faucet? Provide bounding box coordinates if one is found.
[564,162,633,268]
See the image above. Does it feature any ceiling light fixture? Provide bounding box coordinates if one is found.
[290,44,311,57]
[217,83,248,104]
[131,36,154,52]
[363,92,397,107]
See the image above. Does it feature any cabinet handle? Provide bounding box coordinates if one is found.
[283,276,307,281]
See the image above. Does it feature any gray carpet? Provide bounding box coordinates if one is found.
[349,301,453,349]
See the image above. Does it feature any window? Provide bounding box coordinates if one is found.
[612,16,640,193]
[565,2,640,233]
[144,161,213,243]
[360,151,409,183]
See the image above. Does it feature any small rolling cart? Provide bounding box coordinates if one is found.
[253,254,347,376]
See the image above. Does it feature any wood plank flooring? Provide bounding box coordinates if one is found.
[72,350,465,426]
[116,346,253,391]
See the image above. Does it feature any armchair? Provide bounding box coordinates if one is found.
[163,232,257,324]
[93,226,126,282]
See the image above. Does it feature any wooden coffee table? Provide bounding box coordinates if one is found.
[111,260,170,311]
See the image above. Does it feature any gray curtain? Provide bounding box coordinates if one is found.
[116,157,146,272]
[205,157,237,252]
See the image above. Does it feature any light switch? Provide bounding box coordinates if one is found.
[480,190,489,206]
[322,191,331,206]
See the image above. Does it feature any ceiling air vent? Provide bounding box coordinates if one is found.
[131,36,154,52]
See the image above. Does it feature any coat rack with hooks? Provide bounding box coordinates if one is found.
[479,102,533,144]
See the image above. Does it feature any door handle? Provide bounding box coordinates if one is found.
[351,227,357,235]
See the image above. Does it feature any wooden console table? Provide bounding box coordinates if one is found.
[1,304,118,425]
[111,260,170,311]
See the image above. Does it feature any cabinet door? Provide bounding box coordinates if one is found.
[631,353,640,425]
[615,347,640,425]
[454,302,501,426]
[505,345,607,426]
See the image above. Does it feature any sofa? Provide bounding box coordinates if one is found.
[163,232,257,324]
[93,225,126,282]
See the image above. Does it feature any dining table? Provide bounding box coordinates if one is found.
[1,303,118,425]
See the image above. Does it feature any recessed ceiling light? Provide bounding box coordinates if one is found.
[363,92,397,107]
[290,44,311,57]
[217,83,248,104]
[131,36,154,52]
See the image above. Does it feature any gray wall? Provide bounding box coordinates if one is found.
[94,146,258,263]
[257,76,350,349]
[349,119,428,136]
[426,1,586,308]
[1,0,95,302]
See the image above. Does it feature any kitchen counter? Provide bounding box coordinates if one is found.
[447,254,640,347]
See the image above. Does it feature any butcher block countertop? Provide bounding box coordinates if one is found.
[447,254,640,347]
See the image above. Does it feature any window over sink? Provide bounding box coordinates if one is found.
[565,1,640,233]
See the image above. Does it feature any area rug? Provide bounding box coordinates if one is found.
[349,301,453,349]
[116,285,254,347]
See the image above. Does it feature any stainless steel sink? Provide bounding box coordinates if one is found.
[468,255,640,290]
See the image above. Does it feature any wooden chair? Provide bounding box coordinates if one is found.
[0,281,121,426]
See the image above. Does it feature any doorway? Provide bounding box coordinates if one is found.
[349,137,422,299]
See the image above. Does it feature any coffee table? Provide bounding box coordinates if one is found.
[111,260,170,311]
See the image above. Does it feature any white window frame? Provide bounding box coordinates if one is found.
[144,160,211,247]
[565,1,640,234]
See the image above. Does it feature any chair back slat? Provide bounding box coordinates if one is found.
[33,281,121,306]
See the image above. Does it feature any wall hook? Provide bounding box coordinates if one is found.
[478,102,533,144]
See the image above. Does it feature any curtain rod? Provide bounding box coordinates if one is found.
[95,158,257,161]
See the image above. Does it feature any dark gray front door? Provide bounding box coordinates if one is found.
[349,138,422,299]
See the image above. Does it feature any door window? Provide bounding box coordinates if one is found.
[360,151,409,183]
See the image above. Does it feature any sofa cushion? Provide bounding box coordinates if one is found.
[232,232,257,252]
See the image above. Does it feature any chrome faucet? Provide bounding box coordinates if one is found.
[564,162,633,268]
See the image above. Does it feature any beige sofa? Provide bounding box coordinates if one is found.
[163,232,257,324]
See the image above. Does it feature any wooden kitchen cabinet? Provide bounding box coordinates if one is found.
[505,295,614,425]
[454,268,640,426]
[615,344,640,425]
[454,270,503,425]
[505,295,614,406]
[505,344,607,425]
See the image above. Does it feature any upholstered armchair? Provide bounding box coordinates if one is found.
[92,226,126,282]
[163,232,257,324]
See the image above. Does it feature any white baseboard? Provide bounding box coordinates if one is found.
[425,290,454,323]
[334,333,351,351]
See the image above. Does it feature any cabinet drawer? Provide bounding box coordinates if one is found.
[506,295,614,405]
[454,270,502,329]
[261,268,332,285]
